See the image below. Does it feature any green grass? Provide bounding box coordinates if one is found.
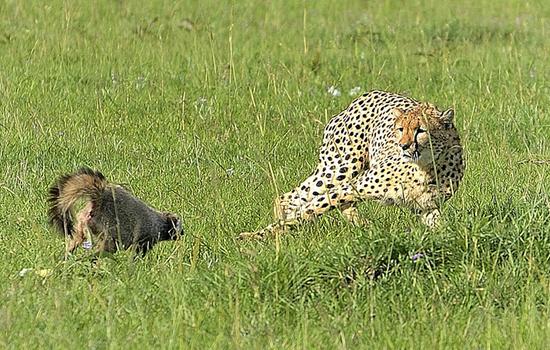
[1,0,550,348]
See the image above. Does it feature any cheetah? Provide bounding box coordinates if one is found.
[240,90,464,239]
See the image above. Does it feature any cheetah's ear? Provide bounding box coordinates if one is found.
[440,108,454,127]
[392,108,404,118]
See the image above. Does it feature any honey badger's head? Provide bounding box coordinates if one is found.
[162,213,183,241]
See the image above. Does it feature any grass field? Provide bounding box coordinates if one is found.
[1,0,550,348]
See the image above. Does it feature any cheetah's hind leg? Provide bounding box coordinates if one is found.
[238,193,302,240]
[238,222,288,240]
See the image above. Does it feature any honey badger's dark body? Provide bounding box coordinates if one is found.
[48,167,182,257]
[89,186,181,255]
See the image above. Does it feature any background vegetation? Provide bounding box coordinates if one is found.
[1,0,550,348]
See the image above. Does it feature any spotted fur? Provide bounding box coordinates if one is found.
[240,90,464,239]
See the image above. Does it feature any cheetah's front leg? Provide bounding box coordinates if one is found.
[341,203,370,227]
[420,209,440,228]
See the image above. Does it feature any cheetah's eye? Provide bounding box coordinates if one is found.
[396,127,404,132]
[416,128,426,134]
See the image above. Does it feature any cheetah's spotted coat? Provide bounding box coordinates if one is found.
[241,90,464,238]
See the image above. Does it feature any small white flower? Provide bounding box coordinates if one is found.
[111,72,118,85]
[18,268,33,277]
[225,168,235,177]
[136,76,147,89]
[327,86,341,97]
[82,241,93,250]
[195,97,207,107]
[411,253,425,262]
[194,97,209,117]
[349,86,362,96]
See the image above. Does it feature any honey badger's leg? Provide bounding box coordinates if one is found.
[64,202,93,257]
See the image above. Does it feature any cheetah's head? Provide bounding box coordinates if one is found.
[393,103,455,164]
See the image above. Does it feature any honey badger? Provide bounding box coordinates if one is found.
[48,167,183,257]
